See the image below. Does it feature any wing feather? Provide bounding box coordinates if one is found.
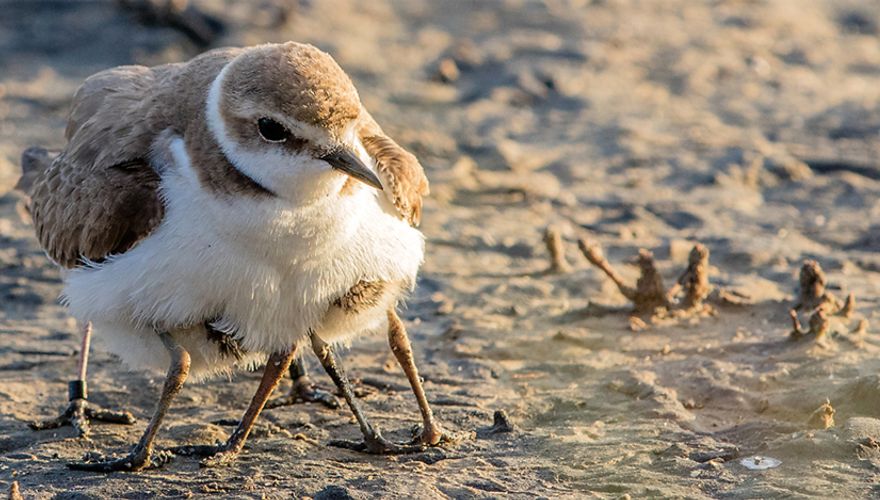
[27,66,167,268]
[357,108,429,227]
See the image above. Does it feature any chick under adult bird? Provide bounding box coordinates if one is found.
[21,41,447,471]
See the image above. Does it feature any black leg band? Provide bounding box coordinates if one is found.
[68,380,87,401]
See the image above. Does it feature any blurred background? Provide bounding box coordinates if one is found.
[2,1,880,497]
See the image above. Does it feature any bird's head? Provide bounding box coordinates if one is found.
[207,42,381,203]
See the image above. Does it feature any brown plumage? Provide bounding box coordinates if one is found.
[334,280,387,313]
[219,44,362,138]
[18,42,440,469]
[23,49,240,268]
[359,110,429,227]
[21,42,428,270]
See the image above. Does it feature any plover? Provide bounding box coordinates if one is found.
[20,41,448,471]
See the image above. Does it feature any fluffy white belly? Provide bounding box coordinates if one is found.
[62,170,424,379]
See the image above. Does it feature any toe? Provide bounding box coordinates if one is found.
[328,439,368,452]
[67,454,149,472]
[169,444,224,457]
[419,425,444,446]
[199,449,240,468]
[87,406,137,425]
[302,389,340,409]
[329,435,427,455]
[265,394,297,409]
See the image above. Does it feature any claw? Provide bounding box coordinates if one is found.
[410,424,466,448]
[199,448,242,468]
[329,433,426,455]
[266,379,340,409]
[297,385,340,409]
[67,445,171,472]
[85,405,138,424]
[168,443,241,468]
[412,423,444,446]
[168,443,225,457]
[29,398,136,438]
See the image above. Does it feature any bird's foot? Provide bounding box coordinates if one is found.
[200,448,242,468]
[266,378,339,409]
[411,423,464,448]
[67,446,172,472]
[169,442,242,468]
[329,432,426,455]
[29,398,136,438]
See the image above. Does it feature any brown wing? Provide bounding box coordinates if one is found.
[28,66,168,268]
[358,108,429,227]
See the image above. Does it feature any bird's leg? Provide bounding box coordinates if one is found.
[386,309,455,446]
[265,357,339,409]
[29,322,136,438]
[69,331,190,472]
[172,348,297,467]
[289,357,340,408]
[311,333,424,454]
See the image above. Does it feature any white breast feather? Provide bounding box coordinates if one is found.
[61,131,424,380]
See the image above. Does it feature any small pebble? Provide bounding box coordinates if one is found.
[489,410,515,433]
[436,58,460,83]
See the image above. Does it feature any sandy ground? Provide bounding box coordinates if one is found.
[2,0,880,497]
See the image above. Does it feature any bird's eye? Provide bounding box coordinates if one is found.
[257,118,289,142]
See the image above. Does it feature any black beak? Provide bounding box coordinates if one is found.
[320,149,383,190]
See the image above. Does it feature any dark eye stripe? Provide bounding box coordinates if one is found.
[282,135,309,153]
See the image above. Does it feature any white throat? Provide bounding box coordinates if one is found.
[205,63,346,204]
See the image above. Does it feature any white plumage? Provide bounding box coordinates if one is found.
[62,107,424,379]
[23,42,444,471]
